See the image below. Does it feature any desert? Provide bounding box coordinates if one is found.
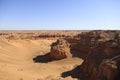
[0,30,120,80]
[1,0,120,80]
[0,30,83,80]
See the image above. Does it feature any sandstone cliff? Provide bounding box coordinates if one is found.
[74,30,120,80]
[61,30,120,80]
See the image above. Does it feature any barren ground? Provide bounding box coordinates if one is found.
[0,39,83,80]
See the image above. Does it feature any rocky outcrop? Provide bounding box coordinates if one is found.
[98,57,120,80]
[61,30,120,80]
[67,30,120,56]
[76,31,120,80]
[79,45,120,80]
[49,39,72,60]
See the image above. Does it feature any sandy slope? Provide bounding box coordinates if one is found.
[0,39,83,80]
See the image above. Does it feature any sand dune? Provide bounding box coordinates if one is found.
[0,39,83,80]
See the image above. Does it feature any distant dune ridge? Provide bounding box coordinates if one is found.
[0,30,120,80]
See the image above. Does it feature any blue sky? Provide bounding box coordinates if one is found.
[0,0,120,30]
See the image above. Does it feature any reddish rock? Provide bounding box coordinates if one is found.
[62,30,120,80]
[78,31,120,80]
[98,59,119,80]
[49,39,72,60]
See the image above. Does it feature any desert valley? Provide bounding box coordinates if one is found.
[0,30,120,80]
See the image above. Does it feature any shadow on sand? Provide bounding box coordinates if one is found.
[61,66,80,78]
[61,66,90,80]
[33,53,52,63]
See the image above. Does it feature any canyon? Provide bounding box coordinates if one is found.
[0,30,120,80]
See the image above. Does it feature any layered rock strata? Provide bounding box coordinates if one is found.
[74,30,120,80]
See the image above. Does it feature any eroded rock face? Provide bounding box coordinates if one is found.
[61,31,120,80]
[49,39,72,60]
[98,59,119,80]
[78,31,120,80]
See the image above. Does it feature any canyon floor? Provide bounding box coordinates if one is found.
[0,39,83,80]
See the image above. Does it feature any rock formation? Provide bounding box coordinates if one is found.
[79,44,120,80]
[61,30,120,80]
[49,39,72,60]
[72,30,120,80]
